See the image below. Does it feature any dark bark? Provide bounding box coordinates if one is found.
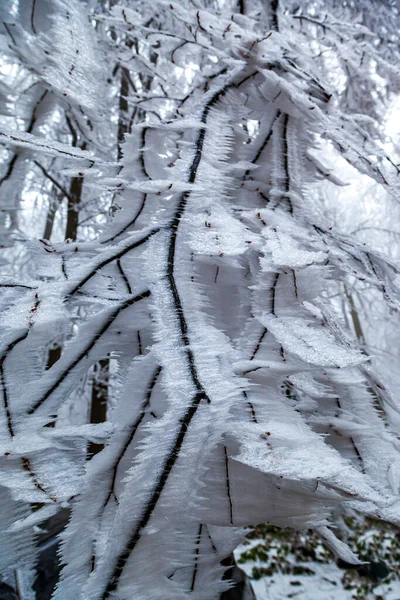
[0,582,18,600]
[43,194,60,242]
[270,0,279,31]
[117,67,130,161]
[65,166,84,241]
[87,359,110,457]
[221,554,256,600]
[32,509,70,600]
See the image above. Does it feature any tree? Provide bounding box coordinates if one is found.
[1,0,400,598]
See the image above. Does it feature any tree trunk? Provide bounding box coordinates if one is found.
[87,359,109,457]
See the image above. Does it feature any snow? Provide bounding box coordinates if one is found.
[235,538,400,600]
[1,0,400,598]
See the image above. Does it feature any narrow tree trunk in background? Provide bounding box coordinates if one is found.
[88,60,132,458]
[43,198,59,241]
[45,134,86,369]
[86,65,131,458]
[344,284,365,344]
[87,359,110,457]
[46,343,62,370]
[65,151,85,241]
[64,131,110,457]
[117,67,130,160]
[44,209,63,418]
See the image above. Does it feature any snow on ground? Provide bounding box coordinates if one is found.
[240,560,400,600]
[234,524,400,600]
